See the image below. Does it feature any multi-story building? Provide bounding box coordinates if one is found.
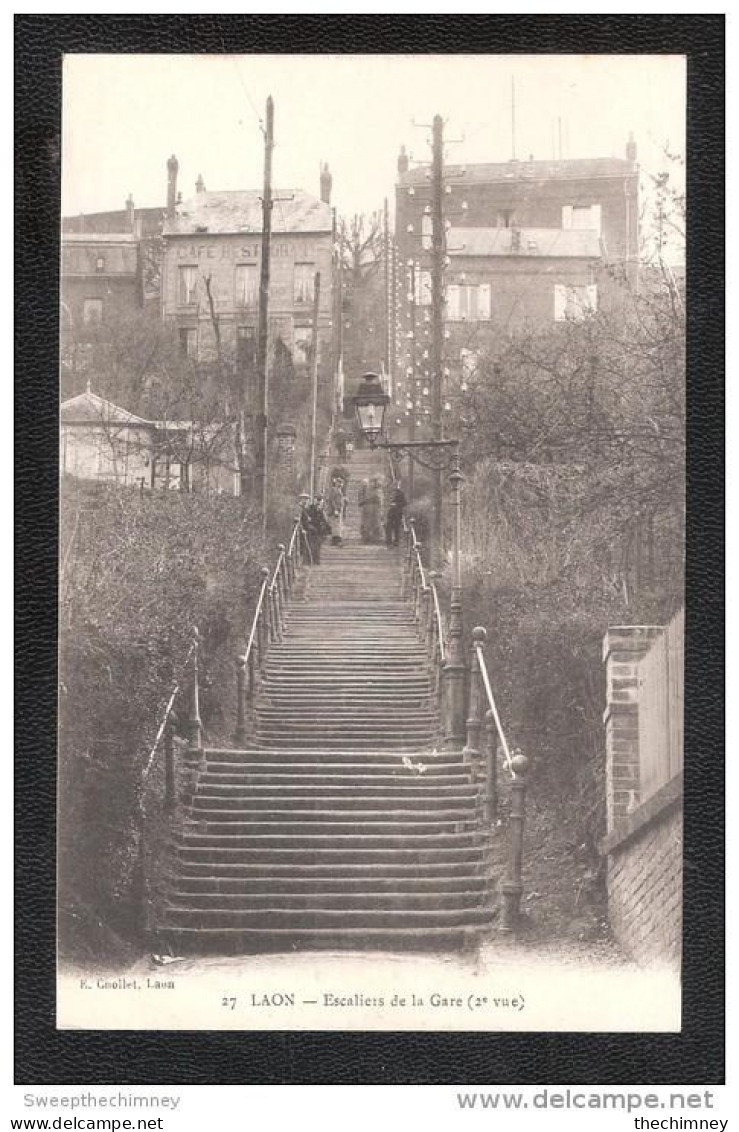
[391,137,640,432]
[160,157,335,382]
[61,193,166,332]
[60,231,143,334]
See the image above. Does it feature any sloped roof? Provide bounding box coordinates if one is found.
[62,233,138,245]
[62,206,165,236]
[60,389,151,427]
[449,226,601,258]
[163,189,332,236]
[400,156,635,186]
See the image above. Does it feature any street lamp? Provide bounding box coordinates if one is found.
[353,372,390,445]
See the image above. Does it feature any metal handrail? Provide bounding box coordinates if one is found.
[430,584,446,665]
[270,546,286,591]
[475,642,514,777]
[244,574,270,668]
[235,513,307,743]
[142,640,196,782]
[402,514,446,669]
[408,519,428,590]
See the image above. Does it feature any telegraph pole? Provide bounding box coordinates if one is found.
[255,95,274,535]
[430,113,445,568]
[308,271,321,497]
[383,197,391,381]
[407,259,417,506]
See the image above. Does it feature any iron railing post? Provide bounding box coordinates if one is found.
[484,708,498,825]
[500,754,530,932]
[235,654,247,745]
[462,626,486,760]
[187,625,203,751]
[164,717,175,812]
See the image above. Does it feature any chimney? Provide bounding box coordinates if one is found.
[397,145,409,176]
[166,154,179,221]
[320,162,332,205]
[626,132,637,163]
[125,193,135,231]
[196,174,206,194]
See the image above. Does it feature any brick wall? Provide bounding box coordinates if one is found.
[603,777,683,968]
[601,625,683,968]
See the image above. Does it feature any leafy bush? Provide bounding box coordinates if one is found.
[59,480,269,956]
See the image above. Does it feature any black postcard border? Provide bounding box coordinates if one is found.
[15,13,725,1085]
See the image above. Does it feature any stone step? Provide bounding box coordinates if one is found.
[255,713,433,725]
[183,816,479,836]
[198,771,467,786]
[173,874,488,896]
[160,906,495,931]
[252,740,440,753]
[171,859,489,880]
[178,828,484,850]
[176,845,487,866]
[201,749,459,765]
[193,787,479,804]
[259,691,431,701]
[150,924,492,954]
[167,890,488,911]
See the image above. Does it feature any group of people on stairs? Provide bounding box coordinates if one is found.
[298,494,332,565]
[358,478,407,547]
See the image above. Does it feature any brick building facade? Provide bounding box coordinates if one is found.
[160,158,335,383]
[388,138,640,438]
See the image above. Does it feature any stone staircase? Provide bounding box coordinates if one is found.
[155,526,497,952]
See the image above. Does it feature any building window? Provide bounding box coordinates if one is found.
[235,264,258,308]
[178,265,199,306]
[414,270,432,306]
[553,284,598,321]
[447,283,491,322]
[83,298,103,324]
[293,326,315,368]
[95,256,106,272]
[179,327,198,358]
[562,204,602,234]
[294,264,315,305]
[421,214,432,251]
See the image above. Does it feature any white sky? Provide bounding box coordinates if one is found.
[62,54,686,220]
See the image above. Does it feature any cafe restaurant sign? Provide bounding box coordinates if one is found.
[173,237,323,262]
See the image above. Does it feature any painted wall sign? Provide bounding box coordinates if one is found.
[174,239,323,262]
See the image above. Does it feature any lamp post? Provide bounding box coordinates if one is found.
[353,371,466,747]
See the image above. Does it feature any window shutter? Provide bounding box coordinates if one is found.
[554,284,567,321]
[477,283,491,320]
[562,205,573,230]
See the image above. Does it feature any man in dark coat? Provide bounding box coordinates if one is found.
[304,496,331,564]
[385,482,407,548]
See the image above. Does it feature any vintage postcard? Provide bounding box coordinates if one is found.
[56,51,687,1032]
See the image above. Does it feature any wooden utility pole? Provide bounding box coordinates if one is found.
[255,95,274,534]
[430,113,445,568]
[383,197,391,381]
[407,259,416,506]
[308,271,321,497]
